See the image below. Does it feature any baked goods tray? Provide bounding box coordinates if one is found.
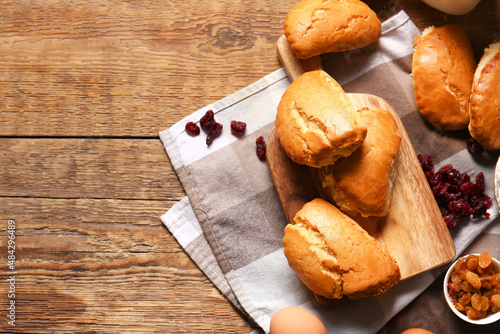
[269,36,456,280]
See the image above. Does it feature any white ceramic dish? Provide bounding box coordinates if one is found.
[495,156,500,208]
[443,253,500,325]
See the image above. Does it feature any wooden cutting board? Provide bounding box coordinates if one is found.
[269,35,456,280]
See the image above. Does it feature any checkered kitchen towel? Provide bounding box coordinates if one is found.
[160,11,500,334]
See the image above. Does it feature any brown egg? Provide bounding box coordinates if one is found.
[401,328,435,334]
[270,306,327,334]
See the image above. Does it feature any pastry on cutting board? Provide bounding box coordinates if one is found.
[283,198,401,300]
[313,108,402,218]
[276,70,367,168]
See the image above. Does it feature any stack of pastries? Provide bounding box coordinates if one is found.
[276,69,402,302]
[276,0,404,304]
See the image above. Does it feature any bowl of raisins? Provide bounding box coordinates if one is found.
[444,252,500,324]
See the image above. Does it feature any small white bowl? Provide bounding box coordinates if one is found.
[443,253,500,325]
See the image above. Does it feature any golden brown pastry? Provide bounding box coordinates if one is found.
[283,198,401,300]
[314,108,401,218]
[412,25,476,130]
[276,70,367,168]
[469,40,500,151]
[284,0,382,59]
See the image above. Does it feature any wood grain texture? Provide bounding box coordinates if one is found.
[0,138,181,200]
[0,197,252,333]
[0,0,296,137]
[0,0,496,332]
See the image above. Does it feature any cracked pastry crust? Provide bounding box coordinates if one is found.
[276,70,367,168]
[412,24,476,130]
[284,0,382,59]
[469,40,500,151]
[283,198,401,300]
[314,108,401,218]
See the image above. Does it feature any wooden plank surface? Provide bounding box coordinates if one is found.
[0,0,291,137]
[0,138,180,200]
[0,197,250,333]
[0,0,497,332]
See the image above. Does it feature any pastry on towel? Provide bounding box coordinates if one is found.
[283,198,401,300]
[469,40,500,151]
[284,0,382,59]
[314,108,402,218]
[276,70,367,168]
[412,25,476,130]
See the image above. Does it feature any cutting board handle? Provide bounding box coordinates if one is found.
[277,35,323,81]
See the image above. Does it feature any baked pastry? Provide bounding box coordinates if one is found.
[314,108,401,217]
[284,0,382,59]
[469,40,500,151]
[412,25,476,130]
[276,70,367,168]
[283,198,401,300]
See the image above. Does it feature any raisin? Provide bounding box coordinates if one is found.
[230,121,246,136]
[466,255,479,271]
[492,294,500,308]
[479,252,492,269]
[466,307,483,320]
[256,136,266,160]
[466,271,482,290]
[185,121,200,136]
[467,137,485,155]
[471,293,484,311]
[454,257,468,273]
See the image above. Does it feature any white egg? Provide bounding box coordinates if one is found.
[420,0,481,15]
[270,306,327,334]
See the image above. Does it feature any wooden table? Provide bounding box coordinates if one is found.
[0,1,497,332]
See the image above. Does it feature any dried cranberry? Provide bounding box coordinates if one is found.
[418,153,492,229]
[418,154,434,174]
[429,172,442,188]
[206,123,223,146]
[457,172,471,187]
[200,110,216,131]
[443,191,463,204]
[470,193,492,218]
[448,199,472,217]
[256,136,266,160]
[476,173,485,192]
[460,182,480,196]
[467,138,485,155]
[230,121,247,136]
[185,122,200,136]
[444,213,463,229]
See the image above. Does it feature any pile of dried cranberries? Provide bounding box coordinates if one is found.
[418,154,492,229]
